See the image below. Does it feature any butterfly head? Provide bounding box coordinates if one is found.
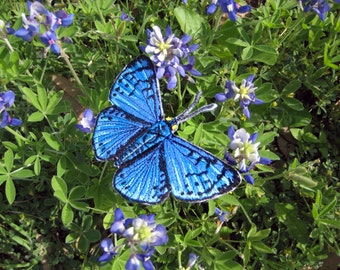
[166,117,179,132]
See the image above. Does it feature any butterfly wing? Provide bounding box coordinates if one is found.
[93,106,152,160]
[93,56,163,161]
[114,144,170,204]
[163,136,241,202]
[109,56,163,123]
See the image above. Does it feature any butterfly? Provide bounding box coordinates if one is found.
[92,56,241,204]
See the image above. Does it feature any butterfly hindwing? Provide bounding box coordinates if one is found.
[163,136,242,202]
[114,144,170,204]
[109,56,163,124]
[92,106,151,160]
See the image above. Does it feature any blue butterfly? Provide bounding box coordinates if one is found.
[92,56,241,204]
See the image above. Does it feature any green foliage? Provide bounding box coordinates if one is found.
[0,0,339,269]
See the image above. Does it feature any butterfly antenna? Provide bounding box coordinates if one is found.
[173,91,217,125]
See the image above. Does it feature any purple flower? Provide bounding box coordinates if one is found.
[1,111,22,128]
[0,90,15,109]
[14,14,40,41]
[225,126,271,184]
[214,207,231,233]
[207,0,251,22]
[2,22,15,35]
[98,208,168,268]
[76,109,96,133]
[120,11,134,21]
[186,253,199,269]
[135,248,155,270]
[126,254,141,270]
[123,213,168,252]
[183,56,202,77]
[215,74,263,119]
[98,238,118,263]
[9,1,74,55]
[301,0,330,21]
[110,208,126,234]
[215,207,228,223]
[27,0,48,18]
[48,10,74,31]
[40,30,60,54]
[141,25,200,90]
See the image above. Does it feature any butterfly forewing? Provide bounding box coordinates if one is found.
[93,106,152,161]
[109,56,164,124]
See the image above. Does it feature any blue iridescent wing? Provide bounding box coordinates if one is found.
[113,133,241,204]
[109,56,163,123]
[163,136,241,202]
[114,144,170,204]
[92,106,152,160]
[93,56,163,161]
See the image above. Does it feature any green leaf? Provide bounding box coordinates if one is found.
[27,111,44,122]
[255,83,277,103]
[193,123,203,145]
[34,158,41,175]
[252,45,278,65]
[46,91,63,114]
[62,203,74,225]
[184,227,202,242]
[37,84,48,111]
[174,6,208,36]
[4,149,14,172]
[84,229,101,242]
[241,46,253,60]
[69,201,89,211]
[252,23,263,44]
[252,241,276,254]
[324,42,339,69]
[318,218,340,229]
[22,87,42,111]
[248,228,271,242]
[282,97,304,111]
[281,80,301,96]
[57,155,67,177]
[5,177,16,204]
[11,169,35,179]
[182,125,196,135]
[247,224,257,239]
[258,150,280,161]
[69,186,86,200]
[219,194,240,205]
[51,176,68,203]
[318,197,337,218]
[290,173,317,188]
[290,128,303,141]
[226,38,249,47]
[0,175,8,186]
[257,131,276,146]
[82,215,93,230]
[302,132,318,143]
[42,132,62,151]
[77,234,89,253]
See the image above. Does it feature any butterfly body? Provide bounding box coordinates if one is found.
[93,56,241,204]
[115,120,172,166]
